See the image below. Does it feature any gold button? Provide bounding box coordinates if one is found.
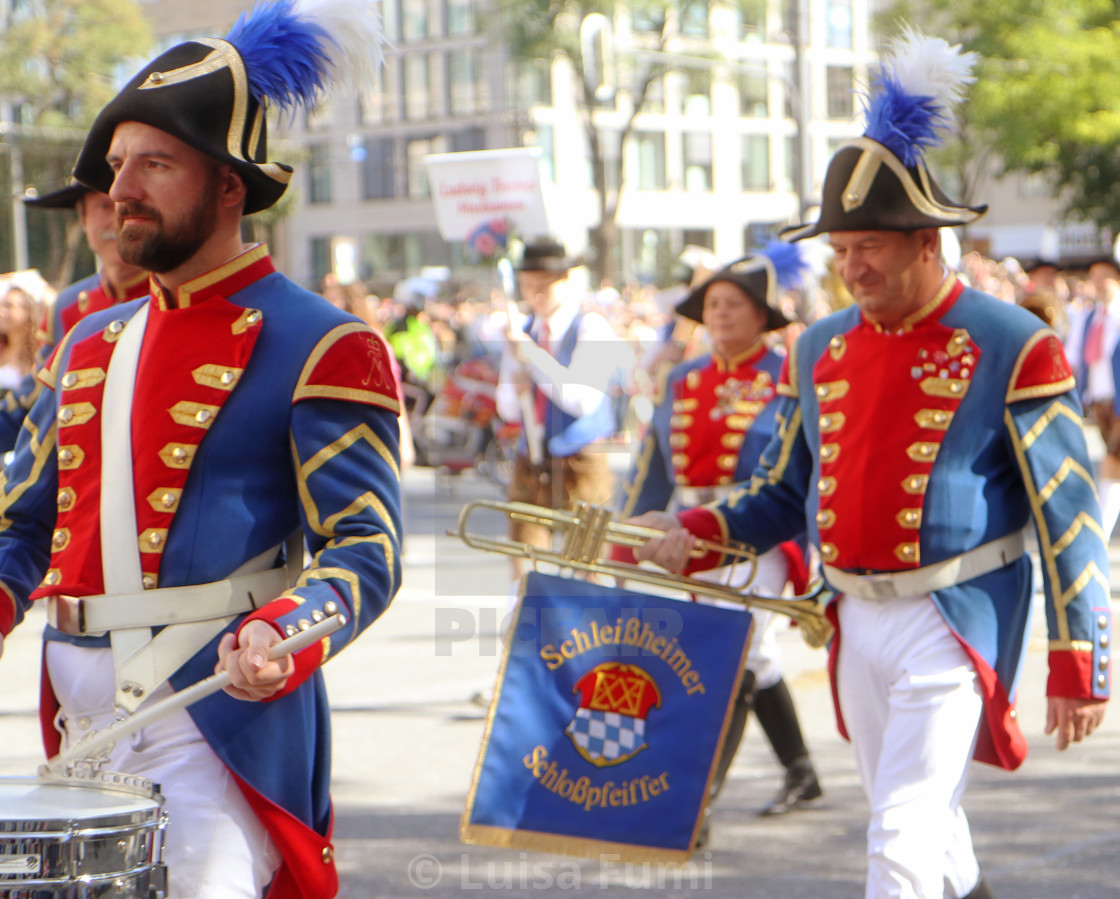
[44,570,60,585]
[59,448,74,465]
[57,491,72,510]
[324,601,338,615]
[1008,708,1017,721]
[142,574,156,589]
[172,447,187,463]
[149,71,164,84]
[147,532,162,548]
[816,385,830,399]
[58,408,73,424]
[221,370,235,386]
[62,373,77,388]
[949,382,963,394]
[1100,656,1109,672]
[298,619,312,631]
[1100,615,1110,629]
[829,336,843,349]
[1101,635,1110,649]
[322,846,333,864]
[286,624,299,636]
[108,320,125,334]
[78,291,89,301]
[161,492,177,509]
[195,409,211,424]
[312,609,325,623]
[820,415,832,429]
[51,530,66,549]
[247,310,262,325]
[1098,674,1107,689]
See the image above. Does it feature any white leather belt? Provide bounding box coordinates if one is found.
[46,565,289,637]
[822,530,1028,601]
[676,485,737,507]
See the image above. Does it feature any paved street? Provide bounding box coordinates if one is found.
[0,449,1118,896]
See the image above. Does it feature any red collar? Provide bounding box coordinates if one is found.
[149,244,275,311]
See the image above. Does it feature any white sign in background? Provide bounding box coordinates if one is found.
[424,148,551,242]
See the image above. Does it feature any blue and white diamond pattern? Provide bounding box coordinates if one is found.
[566,708,646,763]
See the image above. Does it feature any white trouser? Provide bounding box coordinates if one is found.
[694,545,788,689]
[836,593,983,899]
[46,642,281,899]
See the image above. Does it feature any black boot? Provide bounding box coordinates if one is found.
[695,669,756,848]
[754,678,822,816]
[961,877,995,899]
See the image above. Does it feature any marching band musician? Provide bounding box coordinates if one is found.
[497,237,619,599]
[615,242,822,839]
[631,31,1110,899]
[0,181,154,455]
[0,4,400,898]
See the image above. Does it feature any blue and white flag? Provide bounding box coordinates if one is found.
[461,571,753,862]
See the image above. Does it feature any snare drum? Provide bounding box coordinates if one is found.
[0,772,167,898]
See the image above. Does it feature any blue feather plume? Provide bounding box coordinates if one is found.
[863,73,945,168]
[760,239,808,291]
[225,0,332,112]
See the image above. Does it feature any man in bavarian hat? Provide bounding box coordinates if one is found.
[496,236,620,598]
[0,3,400,897]
[631,30,1109,899]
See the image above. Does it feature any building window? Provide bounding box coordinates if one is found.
[308,143,332,204]
[363,233,405,276]
[632,7,663,33]
[452,127,485,152]
[683,229,714,250]
[680,0,709,38]
[739,72,768,118]
[827,66,854,119]
[517,58,552,106]
[381,0,401,41]
[448,48,480,115]
[406,135,449,198]
[446,0,474,35]
[742,134,770,191]
[682,68,711,117]
[402,0,430,40]
[405,52,433,120]
[361,137,398,199]
[780,134,797,195]
[630,132,666,191]
[359,57,398,124]
[826,0,853,50]
[683,131,712,192]
[532,124,555,184]
[732,3,766,42]
[310,236,332,287]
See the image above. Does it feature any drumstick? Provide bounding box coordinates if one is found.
[41,614,346,776]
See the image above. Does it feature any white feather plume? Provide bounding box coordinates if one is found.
[881,25,978,111]
[295,0,389,95]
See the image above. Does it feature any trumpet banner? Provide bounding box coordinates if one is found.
[461,571,752,862]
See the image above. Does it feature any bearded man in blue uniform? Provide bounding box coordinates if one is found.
[632,30,1110,899]
[0,3,398,898]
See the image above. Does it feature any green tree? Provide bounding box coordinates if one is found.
[495,0,764,285]
[0,0,152,283]
[880,0,1120,240]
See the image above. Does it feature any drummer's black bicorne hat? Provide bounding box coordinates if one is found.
[73,0,386,216]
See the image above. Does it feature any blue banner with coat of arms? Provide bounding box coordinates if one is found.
[461,571,753,862]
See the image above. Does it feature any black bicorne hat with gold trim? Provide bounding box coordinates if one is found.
[676,240,808,331]
[73,0,385,216]
[23,179,92,210]
[783,28,987,242]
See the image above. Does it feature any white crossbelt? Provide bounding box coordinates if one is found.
[822,529,1028,601]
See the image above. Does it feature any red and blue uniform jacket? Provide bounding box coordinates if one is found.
[0,245,402,898]
[678,277,1111,771]
[617,342,808,590]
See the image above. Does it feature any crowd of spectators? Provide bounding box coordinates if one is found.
[319,245,1104,464]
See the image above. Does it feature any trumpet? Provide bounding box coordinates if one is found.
[450,499,835,648]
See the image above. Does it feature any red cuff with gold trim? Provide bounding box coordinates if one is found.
[238,598,325,701]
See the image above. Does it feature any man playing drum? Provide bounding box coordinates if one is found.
[0,2,401,897]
